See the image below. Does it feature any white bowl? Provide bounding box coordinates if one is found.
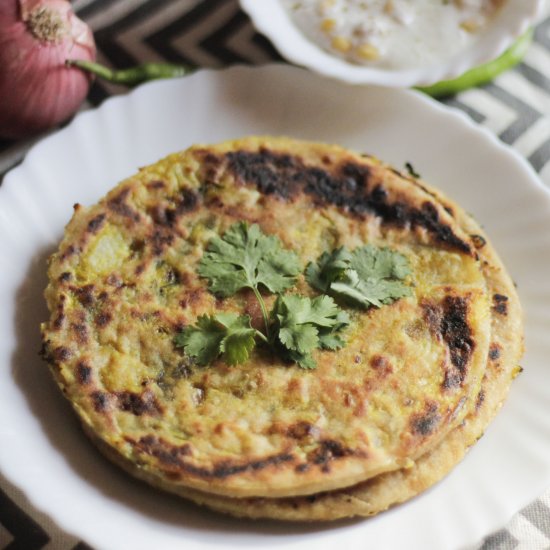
[240,0,545,87]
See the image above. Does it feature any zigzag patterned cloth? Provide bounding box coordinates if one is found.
[1,1,550,548]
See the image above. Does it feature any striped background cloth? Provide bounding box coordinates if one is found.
[1,1,550,548]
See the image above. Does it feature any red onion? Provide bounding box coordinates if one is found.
[0,0,96,139]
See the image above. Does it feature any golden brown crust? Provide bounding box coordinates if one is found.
[40,137,513,503]
[143,188,521,520]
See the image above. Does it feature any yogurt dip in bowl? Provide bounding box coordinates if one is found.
[240,0,543,86]
[283,0,505,70]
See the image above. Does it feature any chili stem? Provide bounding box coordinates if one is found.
[66,59,194,87]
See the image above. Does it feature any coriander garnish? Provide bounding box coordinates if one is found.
[176,224,412,369]
[174,313,260,366]
[197,222,300,338]
[271,294,349,370]
[306,245,412,309]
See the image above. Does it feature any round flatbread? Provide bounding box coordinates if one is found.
[41,137,505,502]
[137,194,521,520]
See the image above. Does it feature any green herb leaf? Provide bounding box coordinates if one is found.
[174,315,225,366]
[330,270,411,308]
[198,222,302,338]
[287,350,318,370]
[272,294,350,369]
[198,222,301,297]
[216,313,258,366]
[306,244,412,309]
[351,245,411,282]
[317,332,346,351]
[175,313,257,366]
[304,247,351,293]
[318,310,350,350]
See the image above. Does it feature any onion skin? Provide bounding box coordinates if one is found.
[0,0,96,140]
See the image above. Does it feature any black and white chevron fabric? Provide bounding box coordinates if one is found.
[1,1,550,548]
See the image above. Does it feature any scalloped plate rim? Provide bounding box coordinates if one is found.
[1,65,550,550]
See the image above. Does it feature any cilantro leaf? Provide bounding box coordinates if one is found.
[174,315,225,366]
[306,244,412,309]
[331,270,411,308]
[317,332,346,351]
[175,313,257,366]
[351,245,411,282]
[287,350,317,370]
[272,294,350,369]
[198,222,301,297]
[318,310,350,350]
[304,247,351,293]
[198,222,302,339]
[216,313,257,365]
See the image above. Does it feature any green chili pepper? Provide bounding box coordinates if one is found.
[69,29,531,94]
[417,29,532,99]
[66,59,195,87]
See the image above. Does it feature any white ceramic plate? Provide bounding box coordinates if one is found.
[240,0,544,87]
[2,65,550,550]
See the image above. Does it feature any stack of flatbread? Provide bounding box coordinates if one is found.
[41,137,522,520]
